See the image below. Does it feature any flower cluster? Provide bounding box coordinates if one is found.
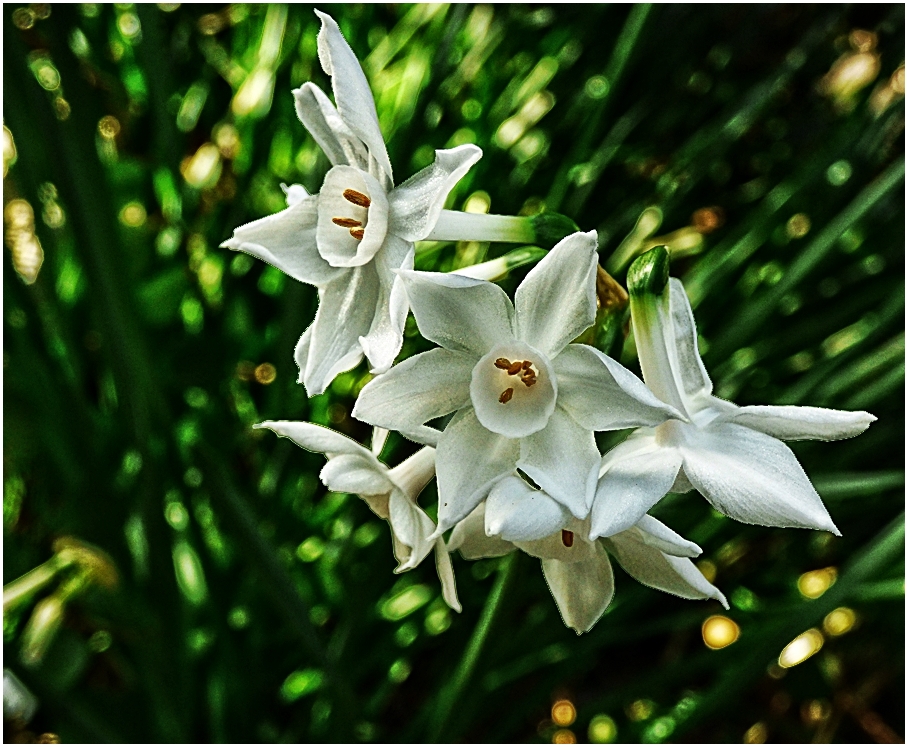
[224,11,875,634]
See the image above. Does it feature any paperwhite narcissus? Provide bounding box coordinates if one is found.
[222,10,486,396]
[255,421,460,612]
[352,231,681,536]
[447,478,727,634]
[590,247,876,540]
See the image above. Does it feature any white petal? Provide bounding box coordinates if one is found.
[591,435,682,539]
[352,347,474,433]
[387,144,483,241]
[434,541,461,612]
[398,425,443,448]
[399,270,515,355]
[680,422,840,534]
[255,420,373,460]
[514,230,598,358]
[484,476,572,542]
[435,408,519,534]
[320,453,394,496]
[471,343,557,439]
[315,166,389,268]
[515,524,598,564]
[602,532,727,607]
[555,344,682,431]
[716,405,877,442]
[220,196,341,286]
[371,427,389,456]
[282,183,310,206]
[388,488,436,570]
[448,504,515,560]
[298,266,377,396]
[667,278,713,404]
[387,446,436,498]
[633,515,702,558]
[293,83,370,170]
[541,543,615,634]
[359,238,412,374]
[315,10,393,186]
[517,407,600,518]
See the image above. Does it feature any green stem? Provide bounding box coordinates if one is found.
[427,552,520,742]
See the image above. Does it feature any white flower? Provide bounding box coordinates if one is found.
[222,10,483,395]
[448,476,727,634]
[255,420,460,612]
[352,231,680,535]
[590,248,877,540]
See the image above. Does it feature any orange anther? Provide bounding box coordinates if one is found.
[332,217,363,228]
[507,361,523,375]
[494,358,512,370]
[522,361,533,370]
[499,388,514,404]
[562,530,574,548]
[350,228,365,240]
[343,189,371,208]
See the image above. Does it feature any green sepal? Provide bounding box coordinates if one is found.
[530,212,581,250]
[627,245,669,297]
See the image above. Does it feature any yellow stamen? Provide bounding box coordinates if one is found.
[499,388,514,404]
[494,358,512,370]
[343,189,371,208]
[507,361,523,375]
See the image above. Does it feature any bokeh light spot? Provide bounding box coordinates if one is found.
[701,615,740,649]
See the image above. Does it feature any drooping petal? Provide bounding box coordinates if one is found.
[680,422,840,534]
[298,265,378,396]
[591,435,682,539]
[603,532,727,607]
[220,196,342,286]
[399,270,515,355]
[388,488,436,571]
[554,344,682,431]
[448,504,515,560]
[352,347,474,432]
[435,408,519,534]
[360,238,413,373]
[633,515,702,558]
[315,10,393,186]
[255,420,373,460]
[541,543,615,634]
[514,230,598,358]
[517,407,599,518]
[716,405,877,442]
[320,453,394,496]
[293,83,370,170]
[388,145,483,241]
[435,541,461,612]
[484,475,572,542]
[315,166,389,268]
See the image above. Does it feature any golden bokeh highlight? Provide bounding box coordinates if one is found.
[625,699,655,722]
[797,566,837,599]
[800,698,832,726]
[701,615,740,650]
[551,699,577,727]
[786,213,811,239]
[254,363,277,385]
[823,607,857,637]
[552,728,576,744]
[98,115,121,140]
[120,202,147,227]
[778,628,824,668]
[4,199,44,285]
[743,721,767,744]
[587,714,617,744]
[691,206,725,234]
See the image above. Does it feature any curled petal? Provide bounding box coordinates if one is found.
[255,420,373,461]
[320,453,394,496]
[388,145,483,241]
[485,476,572,542]
[633,515,702,558]
[448,504,515,560]
[715,404,877,442]
[388,488,436,571]
[293,83,370,170]
[435,541,461,612]
[541,543,615,634]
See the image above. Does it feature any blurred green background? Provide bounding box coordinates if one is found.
[3,3,904,743]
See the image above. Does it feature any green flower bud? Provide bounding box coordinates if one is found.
[627,245,670,297]
[530,212,581,250]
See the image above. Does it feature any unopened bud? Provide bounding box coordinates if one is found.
[530,212,580,250]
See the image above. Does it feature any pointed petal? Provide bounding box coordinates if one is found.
[399,270,515,355]
[220,196,341,286]
[388,145,483,241]
[435,408,519,534]
[398,425,443,448]
[517,407,599,518]
[315,10,393,185]
[485,476,572,542]
[435,541,461,612]
[603,531,727,607]
[255,420,373,460]
[716,405,877,442]
[359,238,413,374]
[320,453,394,496]
[371,427,390,456]
[293,83,370,170]
[591,436,682,539]
[448,504,515,560]
[282,182,310,206]
[633,515,702,558]
[541,543,615,634]
[555,344,683,431]
[388,488,436,570]
[352,347,474,432]
[680,422,840,534]
[298,266,377,395]
[514,230,598,358]
[667,278,713,404]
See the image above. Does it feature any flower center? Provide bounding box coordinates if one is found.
[331,189,372,241]
[493,357,539,404]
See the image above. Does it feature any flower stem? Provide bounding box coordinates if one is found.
[427,552,520,742]
[426,210,535,243]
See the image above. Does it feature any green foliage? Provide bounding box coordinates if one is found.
[3,4,903,744]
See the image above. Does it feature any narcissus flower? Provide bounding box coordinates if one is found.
[591,247,876,540]
[255,421,460,611]
[353,231,679,536]
[448,476,727,633]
